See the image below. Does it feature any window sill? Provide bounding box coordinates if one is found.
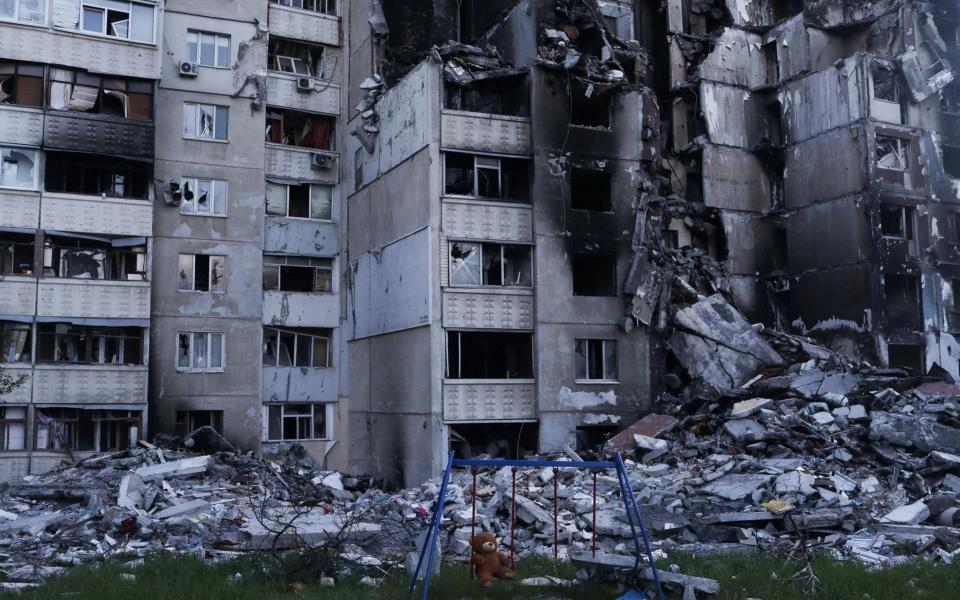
[264,289,336,295]
[184,137,230,144]
[442,193,530,205]
[265,143,337,154]
[43,191,151,204]
[0,184,39,193]
[574,379,620,385]
[175,369,225,374]
[443,379,536,385]
[177,290,226,294]
[0,17,46,30]
[266,215,336,224]
[444,286,534,295]
[71,28,157,47]
[267,71,337,84]
[181,212,228,219]
[34,363,147,370]
[266,438,332,443]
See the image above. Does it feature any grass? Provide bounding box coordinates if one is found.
[3,551,960,599]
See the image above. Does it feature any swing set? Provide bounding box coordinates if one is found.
[407,451,665,600]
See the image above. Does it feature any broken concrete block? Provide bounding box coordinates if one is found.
[774,471,816,496]
[633,435,668,462]
[931,451,960,468]
[730,398,772,419]
[135,456,211,481]
[723,418,767,443]
[153,500,211,519]
[847,405,868,420]
[871,412,960,452]
[943,474,960,494]
[606,414,678,452]
[812,411,835,426]
[514,495,551,526]
[117,474,145,510]
[881,501,930,525]
[700,474,773,501]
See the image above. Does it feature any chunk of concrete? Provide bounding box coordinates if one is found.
[870,412,960,453]
[880,501,930,525]
[634,434,668,462]
[723,419,767,443]
[117,474,145,510]
[135,456,211,481]
[848,405,868,420]
[943,473,960,493]
[811,411,835,426]
[153,499,211,519]
[730,398,772,419]
[774,471,817,496]
[606,414,678,452]
[700,474,773,501]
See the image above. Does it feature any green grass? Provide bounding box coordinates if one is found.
[4,551,960,599]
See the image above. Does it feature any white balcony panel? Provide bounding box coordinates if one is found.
[267,74,340,114]
[268,4,340,46]
[38,280,150,320]
[441,199,533,242]
[0,191,40,229]
[264,217,338,256]
[262,366,338,403]
[0,106,43,147]
[33,365,147,404]
[263,291,338,328]
[0,277,36,316]
[0,366,31,403]
[41,194,152,237]
[443,291,534,330]
[443,381,537,421]
[0,23,158,80]
[265,145,338,182]
[441,110,531,155]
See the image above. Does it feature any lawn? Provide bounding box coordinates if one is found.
[3,551,960,599]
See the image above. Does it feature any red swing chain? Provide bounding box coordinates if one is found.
[470,466,478,579]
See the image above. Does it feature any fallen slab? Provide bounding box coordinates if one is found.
[570,551,719,595]
[135,456,212,481]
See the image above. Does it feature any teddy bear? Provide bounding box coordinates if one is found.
[470,532,515,587]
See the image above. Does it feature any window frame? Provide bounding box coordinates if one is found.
[0,61,45,108]
[79,1,155,44]
[35,324,144,366]
[0,146,39,191]
[0,0,45,25]
[0,406,27,451]
[0,321,32,363]
[448,241,533,288]
[269,0,338,17]
[262,327,332,369]
[183,102,229,141]
[34,408,141,452]
[265,182,333,221]
[176,331,225,373]
[266,403,329,442]
[186,30,231,69]
[179,177,228,217]
[262,255,334,293]
[574,338,619,383]
[177,253,226,293]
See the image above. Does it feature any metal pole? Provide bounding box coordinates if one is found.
[510,466,517,568]
[420,451,455,600]
[614,452,664,600]
[552,467,559,560]
[591,470,597,558]
[470,466,477,579]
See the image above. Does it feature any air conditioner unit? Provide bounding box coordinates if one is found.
[179,61,199,77]
[311,153,333,170]
[296,77,313,92]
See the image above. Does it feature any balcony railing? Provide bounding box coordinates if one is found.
[443,381,537,421]
[441,110,531,155]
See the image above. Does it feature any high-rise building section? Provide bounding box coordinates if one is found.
[0,0,159,479]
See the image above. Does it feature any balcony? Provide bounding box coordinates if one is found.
[441,198,533,242]
[268,3,340,46]
[443,381,537,422]
[263,290,338,328]
[0,276,36,316]
[262,366,338,403]
[0,190,40,229]
[267,73,339,114]
[44,111,154,159]
[266,145,338,182]
[264,217,338,256]
[0,365,31,403]
[37,279,150,320]
[441,110,531,156]
[32,364,147,405]
[0,104,43,146]
[442,291,534,330]
[40,193,152,237]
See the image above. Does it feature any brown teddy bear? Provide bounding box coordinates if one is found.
[470,532,515,587]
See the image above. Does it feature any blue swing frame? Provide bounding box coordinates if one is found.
[406,451,665,600]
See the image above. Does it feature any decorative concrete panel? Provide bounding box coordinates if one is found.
[0,192,40,229]
[266,145,338,182]
[268,4,340,47]
[267,74,339,115]
[263,291,338,328]
[443,291,534,330]
[441,199,533,242]
[38,280,150,320]
[0,106,43,147]
[0,278,37,316]
[41,195,152,237]
[0,366,31,403]
[443,382,537,421]
[33,366,147,404]
[44,112,154,159]
[441,111,531,155]
[262,366,338,403]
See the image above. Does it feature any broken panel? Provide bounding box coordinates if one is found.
[48,68,153,120]
[444,73,528,117]
[446,331,533,379]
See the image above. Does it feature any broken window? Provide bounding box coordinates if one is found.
[176,332,224,372]
[880,205,914,240]
[570,79,611,128]
[572,254,617,296]
[446,331,534,379]
[443,74,529,117]
[266,182,332,220]
[0,232,34,275]
[943,145,960,180]
[35,408,141,452]
[269,0,337,16]
[872,65,900,103]
[180,177,227,216]
[883,273,921,330]
[45,152,151,199]
[0,321,31,363]
[443,152,529,201]
[0,407,26,451]
[0,0,43,24]
[80,1,155,43]
[265,108,334,150]
[876,134,913,187]
[269,38,325,78]
[449,242,532,287]
[0,146,37,189]
[184,102,228,141]
[36,324,143,365]
[0,62,43,107]
[186,30,230,68]
[574,339,618,382]
[262,327,332,368]
[267,404,327,441]
[48,68,153,120]
[43,234,146,281]
[174,410,224,436]
[571,169,613,211]
[887,344,924,375]
[178,254,225,293]
[263,255,333,293]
